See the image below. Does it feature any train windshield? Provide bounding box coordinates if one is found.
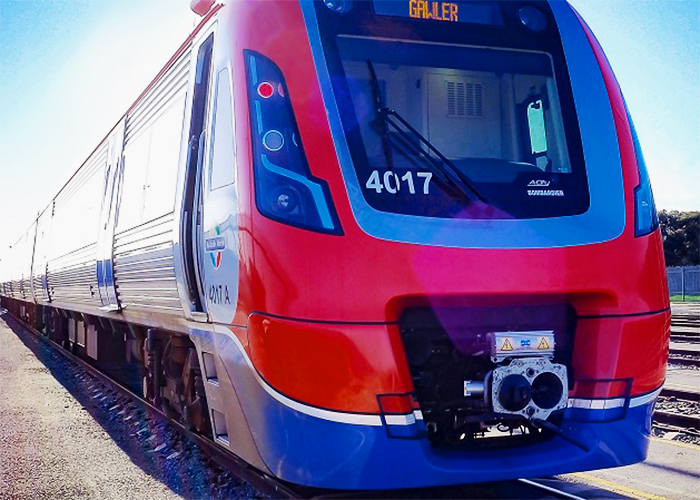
[315,2,589,220]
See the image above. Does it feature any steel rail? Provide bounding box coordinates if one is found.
[670,335,700,343]
[671,318,700,329]
[669,347,700,356]
[671,326,699,333]
[667,356,700,368]
[661,387,700,402]
[671,327,700,334]
[517,479,586,500]
[654,410,700,431]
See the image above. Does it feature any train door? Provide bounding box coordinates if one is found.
[197,61,239,324]
[97,119,125,311]
[181,31,215,320]
[34,209,52,303]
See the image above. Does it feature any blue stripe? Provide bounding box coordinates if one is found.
[206,321,655,490]
[96,260,104,288]
[254,101,263,134]
[261,155,334,229]
[249,54,258,84]
[249,394,652,489]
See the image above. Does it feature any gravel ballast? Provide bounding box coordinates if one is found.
[0,311,253,500]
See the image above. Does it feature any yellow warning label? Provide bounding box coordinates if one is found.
[537,337,550,350]
[501,338,514,351]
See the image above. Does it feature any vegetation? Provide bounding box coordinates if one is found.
[658,210,699,267]
[669,294,700,302]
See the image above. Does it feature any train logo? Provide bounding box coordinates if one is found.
[205,226,226,269]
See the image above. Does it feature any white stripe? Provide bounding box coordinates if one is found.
[210,325,418,427]
[207,326,663,428]
[568,387,662,411]
[629,387,663,408]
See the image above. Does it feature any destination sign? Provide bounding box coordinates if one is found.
[373,1,505,26]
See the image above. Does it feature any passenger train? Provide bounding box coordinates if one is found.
[0,0,670,490]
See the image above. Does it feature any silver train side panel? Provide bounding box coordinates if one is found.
[97,118,126,311]
[46,141,106,310]
[113,213,182,314]
[189,325,269,472]
[32,209,52,303]
[11,228,34,301]
[112,45,192,319]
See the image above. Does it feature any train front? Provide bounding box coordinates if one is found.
[228,0,669,490]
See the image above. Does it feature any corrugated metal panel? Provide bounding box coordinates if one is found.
[32,271,45,303]
[49,140,104,271]
[113,213,183,315]
[11,227,36,302]
[47,243,100,307]
[32,210,53,303]
[19,274,29,301]
[53,144,107,212]
[125,48,190,146]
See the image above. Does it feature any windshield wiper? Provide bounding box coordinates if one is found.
[367,59,396,174]
[366,60,486,203]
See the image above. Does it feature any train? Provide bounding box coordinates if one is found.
[0,0,670,491]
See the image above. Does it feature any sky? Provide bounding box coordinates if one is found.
[0,0,196,252]
[0,0,698,257]
[569,0,700,214]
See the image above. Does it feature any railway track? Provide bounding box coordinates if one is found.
[672,316,700,329]
[655,409,700,432]
[669,346,700,357]
[671,334,699,343]
[2,308,625,500]
[0,309,305,499]
[657,387,700,435]
[668,358,700,368]
[669,313,699,344]
[662,319,700,435]
[668,344,700,368]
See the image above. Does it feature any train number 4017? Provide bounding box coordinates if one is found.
[365,170,432,195]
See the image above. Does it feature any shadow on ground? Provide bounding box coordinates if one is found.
[2,311,254,500]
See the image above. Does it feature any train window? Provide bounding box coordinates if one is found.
[118,130,150,229]
[142,96,187,222]
[209,69,235,190]
[329,36,588,219]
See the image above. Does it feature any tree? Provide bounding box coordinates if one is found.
[658,210,700,266]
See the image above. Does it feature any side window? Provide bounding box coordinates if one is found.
[209,69,235,190]
[118,130,151,229]
[142,95,187,221]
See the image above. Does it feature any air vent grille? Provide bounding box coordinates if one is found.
[447,80,483,118]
